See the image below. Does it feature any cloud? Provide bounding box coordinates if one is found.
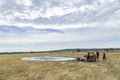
[0,25,120,45]
[0,0,119,29]
[0,0,120,51]
[0,0,120,29]
[16,0,33,6]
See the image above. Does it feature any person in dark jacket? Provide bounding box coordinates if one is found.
[87,52,90,61]
[96,51,100,62]
[103,51,106,61]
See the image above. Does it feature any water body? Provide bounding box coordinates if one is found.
[21,56,76,61]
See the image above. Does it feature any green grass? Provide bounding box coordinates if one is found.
[0,51,120,80]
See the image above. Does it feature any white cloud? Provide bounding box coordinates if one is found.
[0,0,119,22]
[0,25,120,45]
[0,0,120,51]
[0,0,119,29]
[16,0,33,6]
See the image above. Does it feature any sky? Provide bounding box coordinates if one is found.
[0,0,120,52]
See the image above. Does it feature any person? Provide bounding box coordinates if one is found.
[103,51,106,61]
[84,55,87,61]
[76,56,80,62]
[90,52,96,62]
[87,52,90,61]
[96,51,100,61]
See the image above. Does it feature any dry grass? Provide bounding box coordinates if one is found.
[0,51,120,80]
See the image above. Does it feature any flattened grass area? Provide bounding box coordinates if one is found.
[0,51,120,80]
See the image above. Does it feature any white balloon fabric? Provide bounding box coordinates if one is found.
[21,56,76,61]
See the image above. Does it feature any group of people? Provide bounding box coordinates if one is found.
[96,51,106,62]
[77,51,106,62]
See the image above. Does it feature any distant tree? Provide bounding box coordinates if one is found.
[31,50,33,53]
[77,49,81,52]
[110,48,114,51]
[105,49,109,51]
[105,48,114,51]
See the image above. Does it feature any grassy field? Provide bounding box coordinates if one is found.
[0,51,120,80]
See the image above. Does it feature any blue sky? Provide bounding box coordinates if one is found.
[0,0,120,52]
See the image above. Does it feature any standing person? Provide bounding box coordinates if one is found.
[103,51,106,61]
[96,51,100,62]
[87,52,90,61]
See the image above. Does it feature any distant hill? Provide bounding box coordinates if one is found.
[0,48,120,54]
[49,48,120,52]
